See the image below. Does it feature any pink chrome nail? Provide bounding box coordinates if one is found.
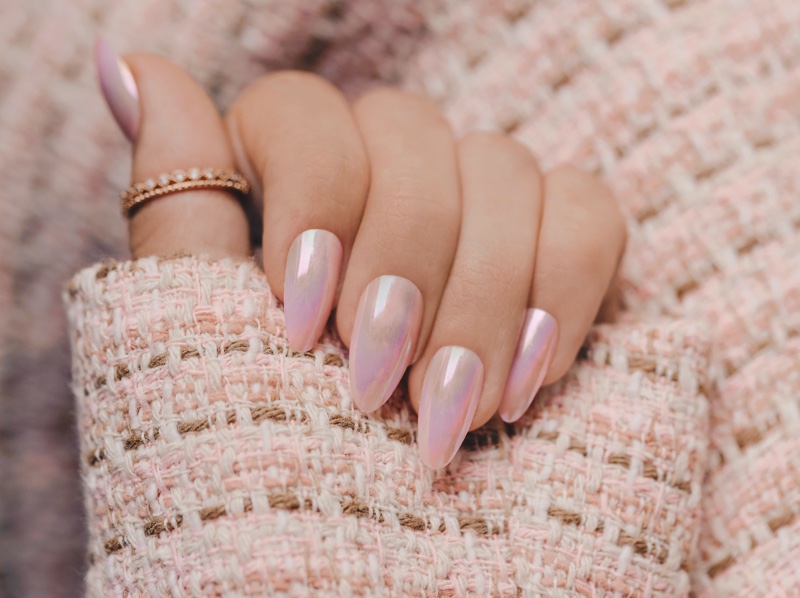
[284,230,343,352]
[349,276,423,412]
[498,308,558,423]
[418,346,484,469]
[95,36,140,140]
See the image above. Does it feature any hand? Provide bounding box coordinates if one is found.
[97,42,626,468]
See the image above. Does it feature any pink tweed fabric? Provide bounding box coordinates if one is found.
[66,256,710,596]
[0,0,797,595]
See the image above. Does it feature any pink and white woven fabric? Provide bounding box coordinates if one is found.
[67,255,711,596]
[1,0,797,595]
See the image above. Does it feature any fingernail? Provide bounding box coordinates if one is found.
[498,309,558,423]
[95,36,140,141]
[418,346,484,469]
[284,230,343,352]
[349,276,423,412]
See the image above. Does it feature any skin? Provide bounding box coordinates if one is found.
[121,53,626,440]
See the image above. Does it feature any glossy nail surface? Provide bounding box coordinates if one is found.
[498,308,558,423]
[95,36,140,140]
[349,276,423,412]
[418,346,484,469]
[284,230,343,352]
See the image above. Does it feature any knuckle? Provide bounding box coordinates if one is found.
[459,132,539,168]
[576,234,614,280]
[294,144,369,195]
[458,133,542,187]
[229,70,341,114]
[367,208,458,269]
[541,215,612,280]
[355,86,406,107]
[452,252,526,308]
[545,166,627,255]
[379,191,457,246]
[459,131,509,154]
[356,87,435,111]
[380,172,456,219]
[546,166,615,213]
[546,165,600,191]
[256,70,336,96]
[557,223,611,279]
[354,87,449,129]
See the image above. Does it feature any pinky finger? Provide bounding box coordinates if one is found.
[498,166,626,422]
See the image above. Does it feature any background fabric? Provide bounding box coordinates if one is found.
[2,0,800,595]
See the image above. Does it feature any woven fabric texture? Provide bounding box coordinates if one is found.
[66,256,710,596]
[1,0,799,595]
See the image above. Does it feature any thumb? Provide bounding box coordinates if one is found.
[95,37,250,260]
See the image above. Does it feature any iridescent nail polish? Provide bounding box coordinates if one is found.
[418,346,484,469]
[284,230,343,352]
[349,276,423,412]
[95,36,140,140]
[498,308,558,423]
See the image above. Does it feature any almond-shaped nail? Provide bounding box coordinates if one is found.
[498,309,558,423]
[284,230,343,352]
[95,36,140,140]
[349,276,423,412]
[418,346,484,469]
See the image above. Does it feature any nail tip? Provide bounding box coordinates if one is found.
[94,33,108,55]
[347,379,364,410]
[350,394,373,413]
[94,35,112,85]
[499,309,558,424]
[435,455,455,470]
[284,315,315,353]
[419,445,450,470]
[284,307,314,352]
[498,400,528,424]
[287,336,313,354]
[498,411,516,424]
[499,385,541,425]
[348,373,390,413]
[283,229,343,359]
[94,35,139,141]
[417,346,484,473]
[350,388,388,414]
[420,457,442,470]
[347,364,372,412]
[347,274,422,414]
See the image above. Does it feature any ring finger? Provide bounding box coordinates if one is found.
[408,133,542,469]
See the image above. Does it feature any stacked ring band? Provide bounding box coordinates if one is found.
[121,167,250,217]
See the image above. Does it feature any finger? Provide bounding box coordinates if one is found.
[529,167,626,388]
[409,133,542,469]
[96,39,250,259]
[224,72,369,352]
[338,89,461,413]
[496,168,625,423]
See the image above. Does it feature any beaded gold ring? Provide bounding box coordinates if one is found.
[120,167,250,217]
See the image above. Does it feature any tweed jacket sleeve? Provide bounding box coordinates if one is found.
[65,254,710,597]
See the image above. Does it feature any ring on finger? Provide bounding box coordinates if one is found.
[121,167,250,217]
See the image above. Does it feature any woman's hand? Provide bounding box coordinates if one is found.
[97,44,626,468]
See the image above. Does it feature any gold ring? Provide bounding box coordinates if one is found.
[121,167,250,217]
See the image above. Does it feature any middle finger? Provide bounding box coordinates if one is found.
[338,89,461,413]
